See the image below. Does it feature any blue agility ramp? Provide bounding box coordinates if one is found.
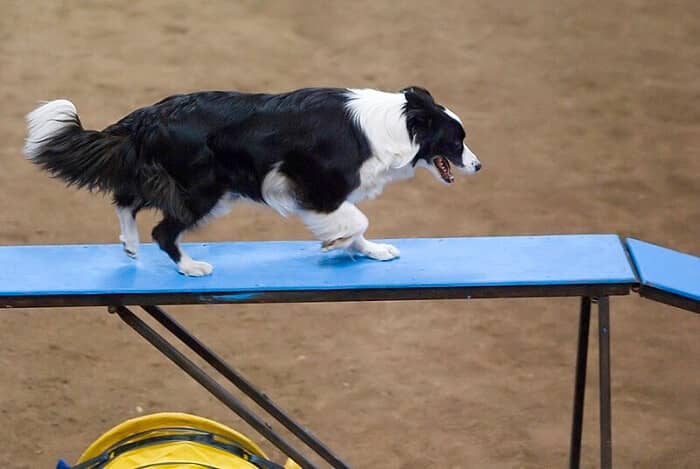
[626,238,700,314]
[0,234,634,306]
[2,233,696,469]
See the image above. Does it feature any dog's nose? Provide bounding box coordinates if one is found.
[474,162,482,172]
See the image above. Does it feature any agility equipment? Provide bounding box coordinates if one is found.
[1,234,697,469]
[55,412,296,469]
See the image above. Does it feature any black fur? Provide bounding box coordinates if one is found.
[26,87,475,269]
[403,86,466,168]
[28,88,375,264]
[28,114,136,193]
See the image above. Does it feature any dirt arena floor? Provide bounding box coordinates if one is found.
[1,1,699,467]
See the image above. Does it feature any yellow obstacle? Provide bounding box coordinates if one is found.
[60,412,299,469]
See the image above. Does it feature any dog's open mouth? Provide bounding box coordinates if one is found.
[433,156,454,183]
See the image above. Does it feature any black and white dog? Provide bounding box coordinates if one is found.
[23,87,481,276]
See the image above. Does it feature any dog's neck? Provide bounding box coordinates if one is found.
[348,156,416,203]
[345,89,420,170]
[344,89,420,203]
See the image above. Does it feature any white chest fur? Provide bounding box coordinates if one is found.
[348,157,416,203]
[345,89,420,203]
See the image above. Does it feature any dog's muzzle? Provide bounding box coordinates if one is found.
[459,143,481,175]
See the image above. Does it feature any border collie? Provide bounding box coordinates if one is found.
[23,87,481,276]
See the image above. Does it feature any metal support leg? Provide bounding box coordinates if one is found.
[598,297,612,469]
[141,304,350,469]
[110,305,319,469]
[569,297,591,469]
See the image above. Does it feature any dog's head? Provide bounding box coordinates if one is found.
[402,86,481,184]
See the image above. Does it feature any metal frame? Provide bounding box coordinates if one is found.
[569,297,591,468]
[636,286,700,314]
[4,285,629,468]
[0,283,631,308]
[103,292,620,469]
[13,236,700,467]
[110,304,349,469]
[598,297,612,469]
[569,297,612,469]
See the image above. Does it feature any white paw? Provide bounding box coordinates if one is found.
[358,242,400,261]
[178,258,214,277]
[119,234,139,258]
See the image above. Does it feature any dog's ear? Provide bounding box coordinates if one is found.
[401,86,433,98]
[402,86,435,107]
[403,86,436,133]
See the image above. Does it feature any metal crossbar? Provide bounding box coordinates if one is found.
[111,305,350,469]
[140,304,349,468]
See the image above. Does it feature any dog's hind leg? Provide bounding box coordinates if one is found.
[152,216,213,276]
[299,201,399,261]
[114,191,142,257]
[116,207,140,257]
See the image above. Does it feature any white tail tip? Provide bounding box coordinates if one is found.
[24,99,79,159]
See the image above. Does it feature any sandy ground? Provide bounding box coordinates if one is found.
[1,1,699,467]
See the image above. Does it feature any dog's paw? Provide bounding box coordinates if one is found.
[357,242,400,261]
[178,259,214,277]
[119,234,139,258]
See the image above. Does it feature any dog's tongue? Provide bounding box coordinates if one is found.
[434,156,454,183]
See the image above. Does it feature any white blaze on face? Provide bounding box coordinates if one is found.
[460,142,481,174]
[444,106,481,174]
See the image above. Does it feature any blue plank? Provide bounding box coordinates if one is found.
[626,238,700,302]
[0,235,635,297]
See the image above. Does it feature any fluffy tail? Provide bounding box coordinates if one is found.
[23,99,132,192]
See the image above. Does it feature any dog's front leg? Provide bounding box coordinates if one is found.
[299,202,399,261]
[349,235,400,261]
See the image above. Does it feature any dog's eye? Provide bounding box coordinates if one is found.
[453,142,463,151]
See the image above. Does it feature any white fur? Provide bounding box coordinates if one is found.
[299,201,369,251]
[299,203,399,260]
[24,99,78,159]
[345,89,419,168]
[116,207,140,257]
[173,234,213,276]
[348,155,417,203]
[255,90,417,259]
[260,160,403,258]
[443,106,481,174]
[345,89,420,202]
[178,254,213,276]
[460,142,481,174]
[261,163,298,217]
[351,236,400,261]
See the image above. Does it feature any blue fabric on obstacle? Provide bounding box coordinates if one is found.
[626,238,700,302]
[0,235,634,298]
